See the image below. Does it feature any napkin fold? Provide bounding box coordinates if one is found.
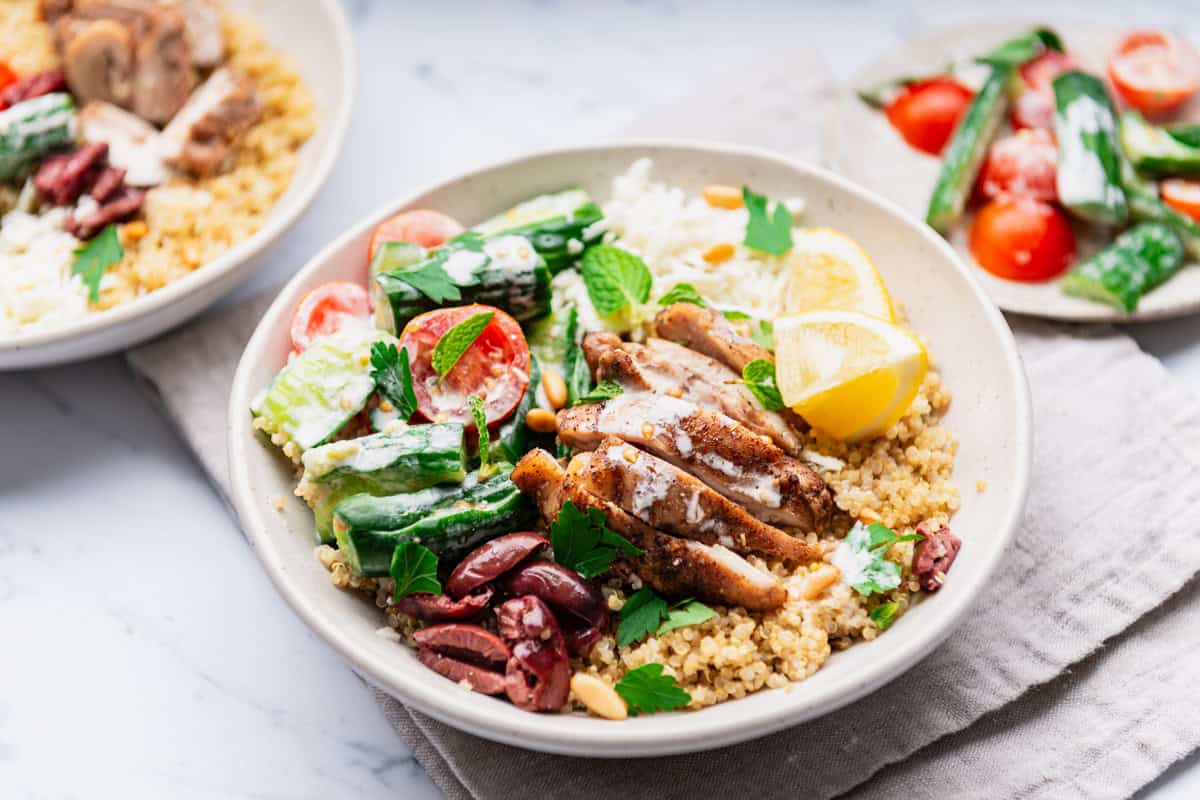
[127,46,1200,800]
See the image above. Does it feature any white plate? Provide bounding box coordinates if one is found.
[228,142,1032,757]
[824,21,1200,322]
[0,0,355,369]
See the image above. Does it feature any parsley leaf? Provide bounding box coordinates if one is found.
[657,598,716,635]
[370,342,417,421]
[550,500,642,579]
[657,282,707,308]
[742,187,794,256]
[721,309,752,321]
[431,311,494,381]
[390,541,441,600]
[869,602,900,630]
[562,306,592,405]
[740,359,785,411]
[835,522,923,596]
[71,224,123,302]
[752,319,775,351]
[572,380,623,406]
[580,244,652,316]
[614,663,691,716]
[617,587,670,647]
[467,394,496,479]
[388,255,462,304]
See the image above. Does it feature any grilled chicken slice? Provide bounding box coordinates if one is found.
[577,438,822,564]
[161,67,261,177]
[556,393,832,531]
[512,449,787,611]
[132,5,195,124]
[654,302,772,374]
[583,332,803,455]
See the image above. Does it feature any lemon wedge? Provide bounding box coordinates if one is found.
[782,228,895,321]
[774,310,927,441]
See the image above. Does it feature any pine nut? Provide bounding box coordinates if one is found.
[703,242,735,264]
[801,565,840,600]
[704,184,743,210]
[542,368,568,410]
[122,220,149,242]
[571,673,627,720]
[526,408,558,433]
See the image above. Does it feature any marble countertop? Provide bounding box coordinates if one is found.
[3,1,1199,797]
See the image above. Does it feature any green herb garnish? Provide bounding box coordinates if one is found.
[656,597,716,635]
[580,244,652,316]
[836,522,924,596]
[390,541,441,600]
[388,255,462,304]
[71,224,123,302]
[431,311,494,381]
[550,500,642,579]
[562,305,592,405]
[742,187,794,256]
[869,602,900,630]
[657,282,707,308]
[573,380,623,406]
[722,309,752,321]
[370,342,417,422]
[467,394,496,479]
[740,359,785,410]
[751,319,775,351]
[617,586,670,646]
[613,663,691,716]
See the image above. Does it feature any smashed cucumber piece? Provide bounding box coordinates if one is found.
[1119,111,1200,177]
[252,328,388,452]
[300,423,467,542]
[332,466,532,575]
[1061,222,1184,312]
[1053,71,1126,226]
[472,188,604,273]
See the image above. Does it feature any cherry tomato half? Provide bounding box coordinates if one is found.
[368,210,464,262]
[289,281,373,352]
[0,62,16,100]
[399,304,531,428]
[885,77,974,156]
[978,128,1059,203]
[1160,178,1200,223]
[970,195,1076,282]
[1108,31,1200,115]
[1012,51,1079,130]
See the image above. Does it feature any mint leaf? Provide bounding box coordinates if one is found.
[657,598,716,635]
[657,282,707,308]
[870,602,900,630]
[740,359,785,411]
[390,541,441,600]
[580,244,652,316]
[617,587,670,647]
[572,380,623,406]
[370,342,417,422]
[562,306,592,405]
[614,663,691,716]
[71,224,123,302]
[467,394,494,478]
[742,187,793,256]
[431,311,494,381]
[389,255,462,304]
[722,309,752,321]
[449,230,486,252]
[550,500,639,578]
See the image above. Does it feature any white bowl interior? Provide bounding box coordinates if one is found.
[0,0,354,369]
[229,142,1032,757]
[825,20,1200,323]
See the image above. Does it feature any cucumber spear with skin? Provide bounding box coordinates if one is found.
[1053,71,1127,226]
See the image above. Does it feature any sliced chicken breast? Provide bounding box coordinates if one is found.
[578,438,822,564]
[556,393,833,531]
[653,302,772,374]
[512,449,787,611]
[584,332,803,455]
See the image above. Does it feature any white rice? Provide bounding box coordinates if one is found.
[0,208,88,335]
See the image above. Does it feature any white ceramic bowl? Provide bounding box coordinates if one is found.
[228,142,1033,757]
[0,0,354,370]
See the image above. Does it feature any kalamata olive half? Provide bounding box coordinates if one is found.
[562,625,603,659]
[395,586,493,622]
[445,532,550,599]
[413,624,511,696]
[500,561,608,630]
[496,596,570,712]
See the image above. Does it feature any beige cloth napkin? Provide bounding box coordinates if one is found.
[127,48,1200,799]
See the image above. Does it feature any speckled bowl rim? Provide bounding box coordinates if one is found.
[0,0,355,366]
[229,140,1033,757]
